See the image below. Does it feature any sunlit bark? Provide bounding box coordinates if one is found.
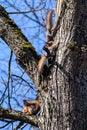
[40,0,87,130]
[0,0,87,129]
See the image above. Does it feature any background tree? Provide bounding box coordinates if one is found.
[0,0,87,130]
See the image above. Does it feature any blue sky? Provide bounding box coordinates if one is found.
[0,0,55,129]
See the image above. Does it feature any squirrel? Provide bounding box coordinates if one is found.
[22,99,40,115]
[38,41,59,73]
[38,10,60,73]
[45,10,60,45]
[46,9,54,43]
[38,52,48,73]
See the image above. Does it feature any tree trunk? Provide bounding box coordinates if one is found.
[0,0,87,129]
[39,0,87,130]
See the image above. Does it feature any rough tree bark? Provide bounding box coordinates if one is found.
[0,107,39,127]
[40,0,87,130]
[0,5,39,86]
[0,5,41,128]
[0,0,87,130]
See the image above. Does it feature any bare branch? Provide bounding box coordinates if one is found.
[7,50,13,109]
[0,6,40,87]
[0,107,40,127]
[8,8,42,15]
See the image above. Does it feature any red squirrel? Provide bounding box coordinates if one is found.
[22,99,40,115]
[38,10,60,73]
[46,9,54,43]
[38,52,48,73]
[38,41,59,73]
